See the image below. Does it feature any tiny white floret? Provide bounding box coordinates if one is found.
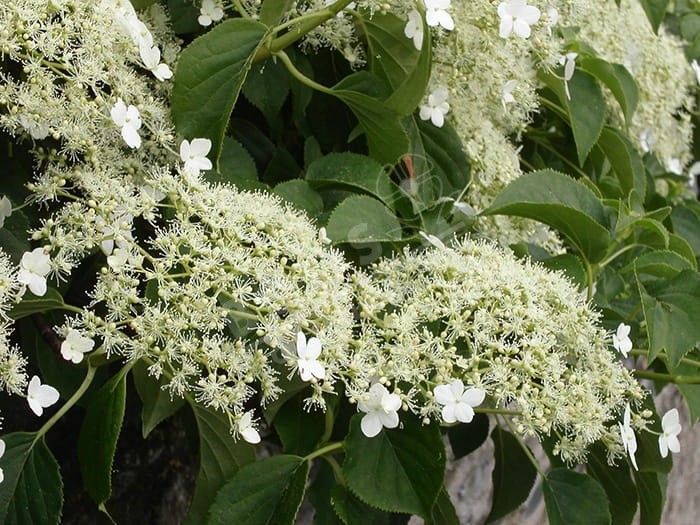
[26,375,60,417]
[658,408,681,458]
[433,380,485,423]
[612,323,632,358]
[619,403,638,470]
[295,331,325,382]
[419,87,450,128]
[498,0,541,39]
[18,248,51,296]
[404,10,424,51]
[60,329,95,364]
[198,0,224,27]
[180,138,213,176]
[358,383,402,438]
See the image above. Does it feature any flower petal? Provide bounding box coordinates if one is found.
[361,413,383,438]
[433,384,454,405]
[462,387,486,407]
[454,403,475,423]
[305,337,322,359]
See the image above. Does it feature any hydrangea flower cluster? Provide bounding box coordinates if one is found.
[350,239,645,462]
[0,248,28,396]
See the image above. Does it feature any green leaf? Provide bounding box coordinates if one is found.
[540,70,606,165]
[242,59,291,124]
[259,0,295,26]
[308,462,345,525]
[207,137,258,186]
[0,208,30,261]
[332,484,392,525]
[185,403,256,524]
[272,390,327,456]
[446,413,489,459]
[0,433,62,525]
[636,269,700,366]
[631,251,693,279]
[331,73,409,165]
[638,0,670,33]
[632,471,665,525]
[129,0,158,9]
[359,10,431,115]
[77,372,127,506]
[326,195,402,243]
[667,233,696,269]
[483,170,612,262]
[596,127,646,197]
[208,455,309,525]
[486,427,537,523]
[672,359,700,424]
[274,179,324,217]
[132,361,185,438]
[586,444,637,525]
[171,18,270,169]
[578,58,638,126]
[306,152,397,208]
[343,415,445,519]
[543,468,611,525]
[166,0,202,34]
[540,253,587,290]
[681,13,700,40]
[8,288,65,320]
[670,203,700,257]
[428,488,459,525]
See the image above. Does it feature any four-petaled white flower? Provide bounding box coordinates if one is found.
[139,39,173,82]
[18,115,50,140]
[0,195,11,228]
[110,98,142,149]
[498,0,541,39]
[433,380,485,423]
[612,322,632,358]
[619,403,638,470]
[238,411,261,444]
[692,59,700,85]
[658,408,681,458]
[26,375,60,417]
[502,80,518,107]
[295,331,325,382]
[419,87,450,127]
[404,10,424,51]
[0,438,4,483]
[424,0,454,31]
[97,214,134,256]
[18,248,51,296]
[180,138,213,176]
[198,0,224,27]
[358,383,402,438]
[60,329,95,364]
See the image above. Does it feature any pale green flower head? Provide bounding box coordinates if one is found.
[351,239,644,462]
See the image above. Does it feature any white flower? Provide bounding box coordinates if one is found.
[60,329,95,364]
[110,98,142,149]
[419,87,450,127]
[502,80,518,107]
[139,40,173,82]
[452,201,476,218]
[198,0,224,27]
[658,408,681,458]
[295,331,325,382]
[639,127,656,153]
[238,411,261,444]
[666,157,683,175]
[319,227,332,245]
[97,214,134,256]
[0,196,11,228]
[546,7,558,35]
[559,52,577,99]
[180,138,213,176]
[619,403,638,470]
[612,323,633,358]
[18,115,50,140]
[692,59,700,85]
[26,375,60,417]
[404,10,424,51]
[433,380,485,423]
[498,0,541,39]
[17,248,51,296]
[358,383,402,438]
[0,438,4,484]
[424,0,454,31]
[419,231,445,249]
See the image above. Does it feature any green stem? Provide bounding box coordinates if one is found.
[36,364,97,441]
[503,417,546,478]
[255,0,356,62]
[305,441,343,461]
[629,349,700,368]
[584,259,595,302]
[474,407,522,416]
[633,370,700,384]
[273,50,332,94]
